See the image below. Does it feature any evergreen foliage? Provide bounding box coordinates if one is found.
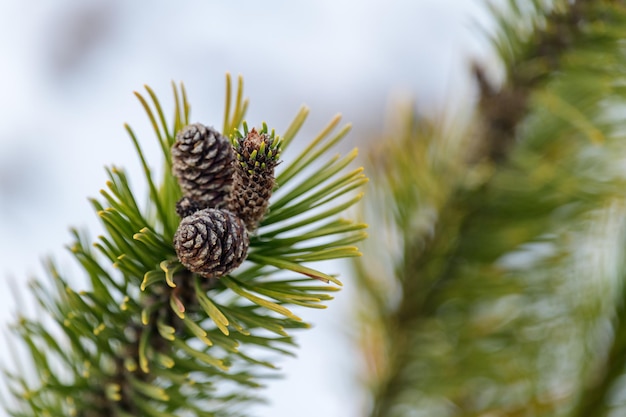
[2,75,366,416]
[356,1,626,416]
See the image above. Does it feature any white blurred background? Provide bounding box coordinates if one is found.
[0,1,495,416]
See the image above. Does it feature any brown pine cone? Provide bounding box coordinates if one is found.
[173,208,249,278]
[172,123,235,210]
[227,128,281,231]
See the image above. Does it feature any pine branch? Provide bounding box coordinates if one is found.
[2,75,367,416]
[358,1,626,416]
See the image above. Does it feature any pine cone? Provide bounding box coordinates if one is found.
[172,123,235,210]
[175,196,203,218]
[227,128,281,231]
[173,208,249,278]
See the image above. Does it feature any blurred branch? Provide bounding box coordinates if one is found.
[359,1,626,416]
[573,279,626,417]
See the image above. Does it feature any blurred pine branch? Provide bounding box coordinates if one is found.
[356,1,626,416]
[1,75,366,416]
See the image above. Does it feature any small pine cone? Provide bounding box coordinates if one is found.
[227,128,281,231]
[175,196,203,218]
[172,123,235,209]
[173,208,249,278]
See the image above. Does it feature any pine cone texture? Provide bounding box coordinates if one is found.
[175,196,203,218]
[227,129,280,231]
[172,123,235,210]
[173,208,249,278]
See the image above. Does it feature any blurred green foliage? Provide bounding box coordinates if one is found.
[356,1,626,416]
